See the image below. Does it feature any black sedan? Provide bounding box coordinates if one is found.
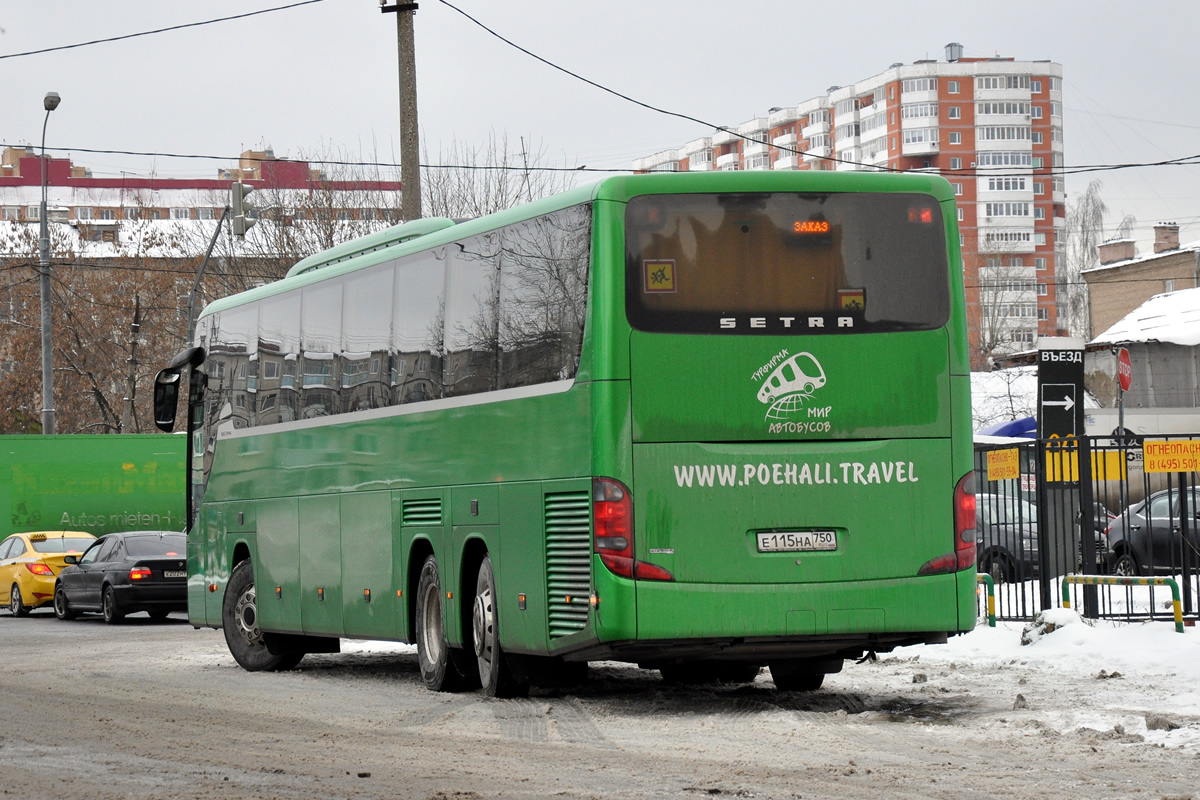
[976,492,1039,582]
[53,531,187,623]
[1104,487,1200,576]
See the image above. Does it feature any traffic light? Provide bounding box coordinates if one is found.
[230,182,257,237]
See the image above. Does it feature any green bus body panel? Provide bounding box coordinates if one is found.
[629,331,951,443]
[632,573,962,640]
[634,438,952,584]
[0,434,185,538]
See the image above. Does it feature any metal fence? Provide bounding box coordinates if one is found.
[973,435,1200,625]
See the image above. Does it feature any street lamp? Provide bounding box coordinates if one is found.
[39,91,60,435]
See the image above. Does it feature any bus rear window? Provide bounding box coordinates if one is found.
[625,192,951,335]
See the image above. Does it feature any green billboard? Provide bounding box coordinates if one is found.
[0,434,186,537]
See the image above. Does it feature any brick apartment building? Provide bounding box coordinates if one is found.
[633,43,1066,366]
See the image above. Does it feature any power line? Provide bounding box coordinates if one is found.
[16,143,1200,181]
[0,1,328,60]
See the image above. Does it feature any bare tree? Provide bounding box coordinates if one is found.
[1061,180,1109,340]
[422,132,577,219]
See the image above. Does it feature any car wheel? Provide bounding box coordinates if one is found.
[222,560,303,671]
[54,585,77,620]
[1112,551,1141,577]
[472,555,527,698]
[102,586,125,624]
[10,584,29,617]
[980,551,1016,583]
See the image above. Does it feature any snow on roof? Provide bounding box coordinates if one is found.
[1091,285,1200,347]
[1081,238,1200,275]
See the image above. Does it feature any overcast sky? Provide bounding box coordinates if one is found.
[4,1,1200,251]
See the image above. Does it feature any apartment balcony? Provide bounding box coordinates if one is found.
[975,137,1033,152]
[772,132,798,148]
[802,145,831,162]
[837,134,860,149]
[800,120,829,139]
[773,155,799,170]
[715,152,741,169]
[743,141,769,157]
[711,129,739,146]
[687,161,712,172]
[901,140,939,157]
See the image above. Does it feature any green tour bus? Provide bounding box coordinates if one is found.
[154,171,977,697]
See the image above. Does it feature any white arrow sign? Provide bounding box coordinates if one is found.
[1043,396,1075,412]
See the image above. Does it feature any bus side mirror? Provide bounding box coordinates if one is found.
[154,369,182,432]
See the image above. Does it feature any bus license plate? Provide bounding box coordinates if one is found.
[163,570,186,578]
[756,531,837,553]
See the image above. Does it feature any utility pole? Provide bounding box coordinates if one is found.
[121,294,141,432]
[382,2,422,220]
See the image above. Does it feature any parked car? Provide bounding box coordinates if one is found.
[1104,487,1200,576]
[54,531,187,623]
[976,493,1039,582]
[0,531,96,615]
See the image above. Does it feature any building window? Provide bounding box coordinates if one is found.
[1032,157,1044,168]
[957,208,963,221]
[952,182,963,195]
[1050,77,1062,91]
[1031,105,1043,119]
[124,207,140,220]
[75,207,93,221]
[337,210,353,221]
[1035,283,1048,297]
[890,136,895,151]
[950,157,962,170]
[263,360,280,380]
[948,106,960,119]
[1033,182,1045,195]
[2,207,19,221]
[1031,80,1042,94]
[1035,257,1048,270]
[984,202,1031,217]
[901,78,936,93]
[1035,207,1046,220]
[26,205,40,220]
[1050,102,1062,117]
[1037,308,1049,321]
[947,80,960,94]
[97,208,116,220]
[170,208,189,220]
[1165,279,1176,293]
[1032,131,1044,144]
[949,132,962,145]
[198,207,215,220]
[986,177,1027,191]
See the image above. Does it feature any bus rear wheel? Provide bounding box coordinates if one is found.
[223,560,303,672]
[472,555,527,698]
[415,555,470,692]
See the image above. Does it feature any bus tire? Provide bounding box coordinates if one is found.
[415,555,467,692]
[223,560,304,672]
[769,662,826,692]
[472,555,527,698]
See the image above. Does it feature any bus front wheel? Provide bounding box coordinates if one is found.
[223,560,303,672]
[472,555,527,698]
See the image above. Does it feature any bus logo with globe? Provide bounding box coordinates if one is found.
[755,351,827,420]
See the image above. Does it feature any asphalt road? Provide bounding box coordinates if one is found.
[1,608,1195,799]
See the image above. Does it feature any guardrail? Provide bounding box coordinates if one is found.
[976,573,996,628]
[1061,574,1185,633]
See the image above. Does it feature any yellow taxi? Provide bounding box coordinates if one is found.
[0,531,96,616]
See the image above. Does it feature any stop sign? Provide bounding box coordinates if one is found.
[1117,347,1133,392]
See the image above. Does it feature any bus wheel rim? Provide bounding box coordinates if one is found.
[233,586,262,646]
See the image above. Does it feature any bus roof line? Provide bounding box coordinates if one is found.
[284,217,458,279]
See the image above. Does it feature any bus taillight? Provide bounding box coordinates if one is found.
[917,471,976,576]
[953,471,977,571]
[593,478,673,582]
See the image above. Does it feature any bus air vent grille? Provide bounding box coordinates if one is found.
[402,497,443,526]
[544,490,591,638]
